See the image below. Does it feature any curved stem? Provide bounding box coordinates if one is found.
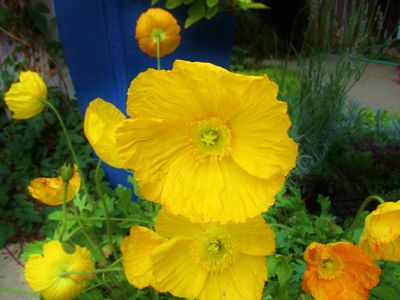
[43,100,89,196]
[60,182,69,241]
[66,217,152,226]
[346,195,385,241]
[61,267,122,276]
[72,207,107,265]
[0,287,38,297]
[95,159,117,259]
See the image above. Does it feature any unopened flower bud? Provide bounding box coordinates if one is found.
[60,163,74,182]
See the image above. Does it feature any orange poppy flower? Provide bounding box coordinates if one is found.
[135,8,181,57]
[302,242,381,300]
[360,201,400,261]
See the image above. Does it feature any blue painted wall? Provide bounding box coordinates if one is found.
[54,0,235,189]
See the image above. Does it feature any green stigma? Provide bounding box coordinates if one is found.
[190,117,232,160]
[151,28,166,42]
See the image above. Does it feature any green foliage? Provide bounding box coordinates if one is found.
[152,0,267,28]
[262,187,344,299]
[302,106,400,218]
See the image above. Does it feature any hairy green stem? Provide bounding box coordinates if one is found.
[72,207,107,265]
[43,100,88,196]
[346,195,385,241]
[60,182,69,241]
[0,287,38,297]
[95,159,117,259]
[156,38,161,70]
[61,267,122,276]
[66,217,152,226]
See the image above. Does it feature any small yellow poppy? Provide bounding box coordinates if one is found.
[360,201,400,261]
[4,71,47,119]
[135,8,181,57]
[24,240,95,300]
[121,208,275,299]
[302,242,381,300]
[28,164,80,205]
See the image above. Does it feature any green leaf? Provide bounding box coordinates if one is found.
[206,0,219,8]
[248,3,269,9]
[21,240,47,261]
[35,2,50,14]
[316,195,331,215]
[205,6,218,19]
[370,286,400,300]
[185,0,206,28]
[183,0,194,4]
[166,0,183,9]
[275,255,292,288]
[0,221,14,247]
[151,0,159,5]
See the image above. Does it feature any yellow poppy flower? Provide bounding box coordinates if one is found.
[135,8,181,57]
[4,71,47,119]
[28,164,80,205]
[120,208,275,300]
[24,240,95,300]
[360,201,400,261]
[302,242,381,300]
[84,98,126,168]
[115,60,298,223]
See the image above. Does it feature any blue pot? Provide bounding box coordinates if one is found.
[54,0,235,190]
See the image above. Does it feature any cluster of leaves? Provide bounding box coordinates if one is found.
[152,0,268,28]
[302,106,400,219]
[262,187,343,299]
[261,187,400,300]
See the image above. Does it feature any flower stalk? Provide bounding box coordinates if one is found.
[95,159,117,259]
[346,195,385,241]
[43,100,89,196]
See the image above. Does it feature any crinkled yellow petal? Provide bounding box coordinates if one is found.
[24,240,95,300]
[155,207,203,238]
[28,165,80,206]
[126,61,255,121]
[223,216,276,256]
[84,98,126,168]
[120,226,166,289]
[4,71,47,119]
[360,228,400,262]
[162,152,284,223]
[364,202,400,243]
[24,254,54,291]
[230,78,297,179]
[198,254,267,300]
[173,60,266,98]
[127,68,204,120]
[115,118,188,198]
[152,237,208,299]
[359,202,400,261]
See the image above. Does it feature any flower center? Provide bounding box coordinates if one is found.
[151,28,166,42]
[317,255,343,280]
[191,227,238,274]
[190,117,231,161]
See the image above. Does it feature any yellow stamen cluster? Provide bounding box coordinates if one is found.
[191,227,238,274]
[189,117,232,161]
